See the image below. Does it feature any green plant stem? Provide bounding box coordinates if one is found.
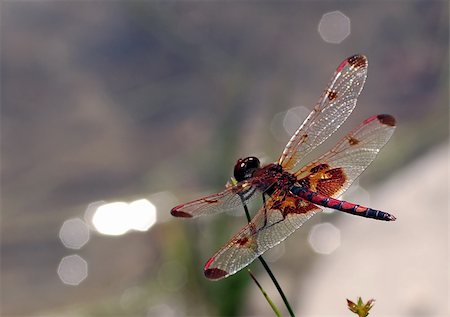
[248,270,282,317]
[240,196,296,317]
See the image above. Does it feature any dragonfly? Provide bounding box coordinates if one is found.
[171,54,396,280]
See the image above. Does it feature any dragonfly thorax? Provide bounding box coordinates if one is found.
[234,156,261,182]
[266,163,295,187]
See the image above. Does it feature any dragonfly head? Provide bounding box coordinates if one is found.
[234,156,261,182]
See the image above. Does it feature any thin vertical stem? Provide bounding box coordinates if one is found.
[248,270,282,317]
[240,196,296,317]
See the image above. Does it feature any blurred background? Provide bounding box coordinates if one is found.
[1,1,449,316]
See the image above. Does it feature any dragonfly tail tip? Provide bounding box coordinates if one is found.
[387,214,396,221]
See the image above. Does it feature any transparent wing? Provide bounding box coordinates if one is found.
[279,55,368,172]
[204,189,321,280]
[295,114,396,198]
[170,180,260,218]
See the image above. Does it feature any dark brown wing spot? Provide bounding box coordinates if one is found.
[347,54,367,69]
[310,163,330,174]
[327,90,338,101]
[203,198,219,204]
[204,268,228,280]
[236,237,249,246]
[377,114,396,127]
[170,208,193,218]
[348,136,360,146]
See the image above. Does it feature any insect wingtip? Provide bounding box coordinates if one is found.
[170,207,192,218]
[204,268,228,280]
[377,114,396,127]
[204,256,228,280]
[347,54,368,68]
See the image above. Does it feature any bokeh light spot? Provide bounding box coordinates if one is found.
[59,218,90,249]
[264,242,285,263]
[147,304,177,317]
[270,111,290,142]
[271,106,310,142]
[342,180,372,208]
[84,200,106,229]
[120,286,146,309]
[92,202,130,236]
[92,199,156,236]
[318,11,351,44]
[308,222,341,254]
[128,199,157,231]
[283,106,310,136]
[57,255,88,286]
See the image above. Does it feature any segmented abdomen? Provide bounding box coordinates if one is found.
[291,187,396,221]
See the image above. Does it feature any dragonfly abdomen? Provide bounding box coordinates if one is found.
[291,187,396,221]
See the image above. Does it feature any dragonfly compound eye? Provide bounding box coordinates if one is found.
[233,156,261,182]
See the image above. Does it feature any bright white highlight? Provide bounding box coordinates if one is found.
[92,199,156,236]
[128,199,157,231]
[93,202,130,236]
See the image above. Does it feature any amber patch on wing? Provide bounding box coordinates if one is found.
[315,167,346,197]
[272,193,316,216]
[305,166,346,197]
[288,198,316,216]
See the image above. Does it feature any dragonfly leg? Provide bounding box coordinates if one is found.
[262,193,268,228]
